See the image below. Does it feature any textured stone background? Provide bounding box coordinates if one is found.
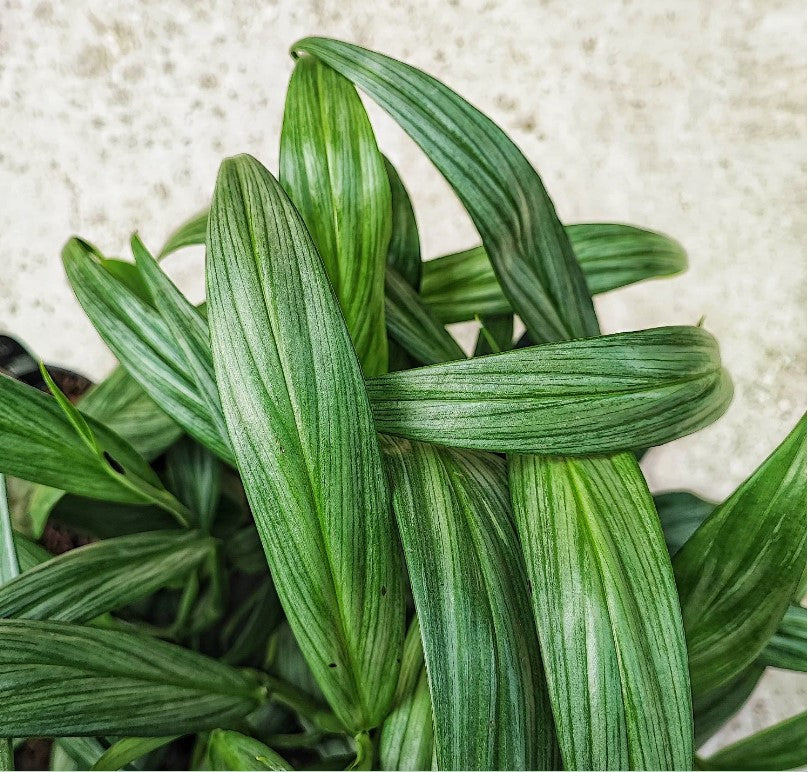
[1,0,805,752]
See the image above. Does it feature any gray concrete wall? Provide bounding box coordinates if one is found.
[1,0,805,752]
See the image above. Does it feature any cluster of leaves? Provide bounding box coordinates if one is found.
[0,37,805,772]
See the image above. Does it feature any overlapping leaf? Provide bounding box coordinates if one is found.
[0,530,213,622]
[384,157,421,288]
[207,730,291,771]
[91,736,179,771]
[206,154,404,731]
[381,437,556,770]
[420,224,687,323]
[675,416,807,695]
[0,619,263,736]
[367,326,731,455]
[280,55,391,375]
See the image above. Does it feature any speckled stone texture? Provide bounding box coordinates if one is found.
[1,0,805,751]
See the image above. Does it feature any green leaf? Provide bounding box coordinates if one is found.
[511,452,693,769]
[207,730,291,771]
[99,257,153,304]
[0,530,213,622]
[381,438,557,769]
[384,267,465,366]
[420,223,688,324]
[0,475,18,585]
[293,38,597,344]
[131,234,233,464]
[384,157,421,289]
[654,490,716,556]
[207,154,404,731]
[90,736,179,771]
[54,738,105,770]
[0,619,263,736]
[367,326,731,455]
[378,617,434,772]
[159,209,208,258]
[280,55,390,375]
[675,416,807,695]
[693,664,765,748]
[474,314,513,356]
[699,711,806,771]
[0,371,188,523]
[165,436,221,532]
[62,237,230,463]
[12,532,50,573]
[757,603,806,672]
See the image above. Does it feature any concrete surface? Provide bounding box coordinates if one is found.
[0,0,805,753]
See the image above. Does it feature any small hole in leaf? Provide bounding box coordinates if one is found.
[381,586,387,596]
[103,451,125,474]
[328,662,337,668]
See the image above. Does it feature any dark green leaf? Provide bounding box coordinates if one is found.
[62,237,230,463]
[207,154,404,731]
[0,530,213,622]
[208,730,291,771]
[511,452,693,769]
[757,604,806,672]
[280,55,390,375]
[381,438,557,769]
[11,532,50,573]
[700,712,806,771]
[675,416,807,695]
[384,157,421,289]
[293,37,598,344]
[0,619,263,736]
[0,371,187,523]
[379,617,434,772]
[165,437,221,532]
[654,490,716,556]
[0,475,18,585]
[474,314,513,356]
[91,736,179,771]
[420,224,687,324]
[367,326,731,455]
[384,268,465,366]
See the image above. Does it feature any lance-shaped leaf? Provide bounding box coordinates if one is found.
[0,475,17,585]
[0,619,264,736]
[511,452,693,769]
[62,237,231,463]
[207,154,404,731]
[654,490,716,557]
[675,416,807,695]
[367,326,731,455]
[757,603,806,672]
[0,371,187,522]
[280,55,391,375]
[381,438,557,770]
[165,436,221,532]
[293,38,597,344]
[207,730,291,771]
[699,712,807,771]
[420,224,687,323]
[0,530,213,622]
[379,617,434,772]
[384,157,421,288]
[384,267,465,366]
[160,209,208,258]
[91,736,179,771]
[474,314,514,356]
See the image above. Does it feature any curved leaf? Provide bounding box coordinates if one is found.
[280,55,390,375]
[159,209,208,258]
[757,603,806,672]
[654,490,716,557]
[420,224,687,323]
[0,530,213,622]
[0,619,263,736]
[367,326,731,455]
[381,438,557,770]
[208,730,291,771]
[511,452,693,769]
[675,416,807,695]
[384,157,421,289]
[207,154,404,731]
[91,736,179,771]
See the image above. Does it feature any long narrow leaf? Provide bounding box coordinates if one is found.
[757,603,806,672]
[384,157,421,288]
[420,224,687,323]
[381,438,557,769]
[654,490,716,557]
[207,154,404,731]
[0,475,18,585]
[511,452,693,769]
[159,209,208,258]
[367,326,731,455]
[0,371,187,521]
[0,530,213,622]
[280,55,390,375]
[699,712,806,771]
[208,730,291,771]
[674,416,807,695]
[91,736,179,771]
[0,619,263,736]
[292,37,598,344]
